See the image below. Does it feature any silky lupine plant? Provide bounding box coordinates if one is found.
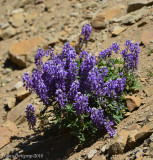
[23,23,140,142]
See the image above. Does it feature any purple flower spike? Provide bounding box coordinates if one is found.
[81,23,92,41]
[26,104,36,129]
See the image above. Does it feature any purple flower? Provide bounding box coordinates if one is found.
[120,40,140,71]
[26,104,36,129]
[74,93,89,114]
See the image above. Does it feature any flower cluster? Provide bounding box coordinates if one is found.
[26,104,36,129]
[23,24,140,140]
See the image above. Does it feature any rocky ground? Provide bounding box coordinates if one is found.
[0,0,153,159]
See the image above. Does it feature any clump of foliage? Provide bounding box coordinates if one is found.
[23,24,140,144]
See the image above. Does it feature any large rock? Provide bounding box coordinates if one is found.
[9,12,25,28]
[141,30,153,46]
[125,95,142,112]
[127,0,153,13]
[109,130,130,154]
[8,37,47,68]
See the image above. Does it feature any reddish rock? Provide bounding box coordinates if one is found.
[8,37,47,68]
[141,30,153,46]
[125,95,142,112]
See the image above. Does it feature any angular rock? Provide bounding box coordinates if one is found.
[8,37,47,68]
[9,13,24,28]
[109,130,130,154]
[6,97,16,109]
[16,87,30,100]
[125,95,142,112]
[141,30,153,46]
[112,26,127,36]
[91,14,107,29]
[127,0,153,13]
[86,149,97,160]
[0,27,16,40]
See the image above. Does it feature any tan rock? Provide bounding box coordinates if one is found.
[135,121,153,141]
[9,13,24,28]
[16,88,30,100]
[125,95,142,112]
[0,127,13,137]
[127,0,153,13]
[24,12,38,22]
[112,26,127,36]
[0,136,10,149]
[8,37,47,68]
[127,129,139,148]
[91,14,107,29]
[141,30,153,46]
[109,130,129,154]
[0,27,16,40]
[143,86,153,97]
[7,94,34,125]
[2,121,18,135]
[99,5,127,21]
[6,97,16,109]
